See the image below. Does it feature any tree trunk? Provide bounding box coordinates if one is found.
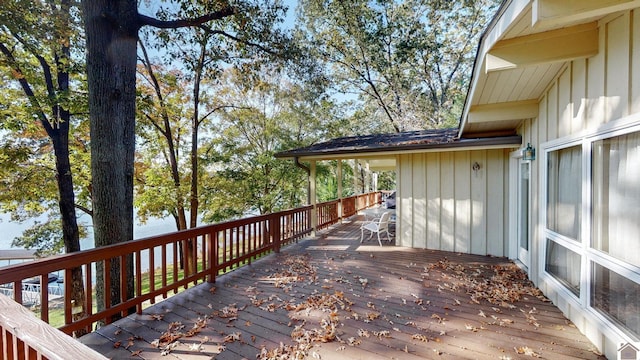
[184,44,206,277]
[83,0,137,320]
[51,124,88,337]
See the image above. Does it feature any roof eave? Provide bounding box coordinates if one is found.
[459,0,528,137]
[275,135,522,160]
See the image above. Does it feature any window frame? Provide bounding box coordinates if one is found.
[540,116,640,341]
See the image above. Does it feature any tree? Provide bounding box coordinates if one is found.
[298,0,499,131]
[82,0,295,315]
[0,0,90,335]
[201,68,336,220]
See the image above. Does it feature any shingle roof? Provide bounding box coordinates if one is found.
[275,128,521,158]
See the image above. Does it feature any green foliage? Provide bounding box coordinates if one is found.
[200,67,340,221]
[0,0,89,256]
[298,0,499,131]
[134,62,192,225]
[377,171,396,191]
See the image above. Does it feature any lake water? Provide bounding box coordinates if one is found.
[0,212,180,268]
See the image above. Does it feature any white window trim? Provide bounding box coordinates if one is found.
[508,149,533,268]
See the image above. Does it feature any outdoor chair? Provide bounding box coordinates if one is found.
[360,211,392,246]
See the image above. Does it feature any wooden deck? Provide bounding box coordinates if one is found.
[80,216,604,359]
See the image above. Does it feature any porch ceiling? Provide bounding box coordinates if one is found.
[460,0,638,137]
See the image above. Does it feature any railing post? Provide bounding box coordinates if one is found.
[270,214,281,253]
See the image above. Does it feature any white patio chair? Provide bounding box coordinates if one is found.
[360,211,392,246]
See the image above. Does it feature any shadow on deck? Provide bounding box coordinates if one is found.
[79,215,604,360]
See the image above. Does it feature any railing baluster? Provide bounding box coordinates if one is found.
[172,241,178,294]
[12,281,21,305]
[119,255,127,318]
[103,258,111,324]
[64,268,72,326]
[234,227,239,269]
[149,247,155,305]
[85,263,92,333]
[41,274,49,322]
[135,251,142,314]
[161,243,167,298]
[191,236,197,284]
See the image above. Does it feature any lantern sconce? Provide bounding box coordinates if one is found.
[522,143,536,161]
[472,162,481,172]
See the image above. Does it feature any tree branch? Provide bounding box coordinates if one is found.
[137,6,235,29]
[0,42,54,135]
[198,26,280,56]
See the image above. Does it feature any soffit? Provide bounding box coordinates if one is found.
[460,0,635,136]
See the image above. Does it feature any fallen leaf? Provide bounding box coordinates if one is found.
[514,346,541,357]
[412,334,429,342]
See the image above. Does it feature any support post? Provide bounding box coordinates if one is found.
[365,161,370,206]
[310,160,317,236]
[353,159,359,194]
[337,160,343,221]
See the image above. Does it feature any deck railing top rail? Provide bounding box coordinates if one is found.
[0,293,108,360]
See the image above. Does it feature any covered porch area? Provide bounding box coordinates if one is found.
[79,216,602,360]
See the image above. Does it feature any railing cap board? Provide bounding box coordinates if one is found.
[0,294,108,359]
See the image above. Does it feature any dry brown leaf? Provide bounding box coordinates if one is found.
[412,334,429,342]
[514,346,541,357]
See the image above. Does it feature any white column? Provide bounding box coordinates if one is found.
[365,160,370,193]
[353,159,359,194]
[310,160,317,235]
[337,160,343,221]
[372,172,378,192]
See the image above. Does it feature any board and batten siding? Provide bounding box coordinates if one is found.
[397,149,510,257]
[517,10,640,360]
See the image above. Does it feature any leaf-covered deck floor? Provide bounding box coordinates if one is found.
[80,217,605,359]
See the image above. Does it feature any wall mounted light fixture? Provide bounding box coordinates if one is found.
[522,143,536,161]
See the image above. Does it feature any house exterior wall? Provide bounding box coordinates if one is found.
[396,149,510,257]
[519,11,640,360]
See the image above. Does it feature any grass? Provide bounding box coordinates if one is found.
[33,249,266,329]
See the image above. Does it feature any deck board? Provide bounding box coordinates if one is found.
[80,215,604,359]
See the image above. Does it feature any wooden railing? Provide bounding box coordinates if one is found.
[341,192,380,218]
[316,200,339,230]
[0,191,380,356]
[0,293,107,359]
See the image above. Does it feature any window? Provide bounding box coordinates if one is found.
[545,239,581,296]
[591,262,640,338]
[547,145,581,241]
[543,126,640,342]
[592,131,640,267]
